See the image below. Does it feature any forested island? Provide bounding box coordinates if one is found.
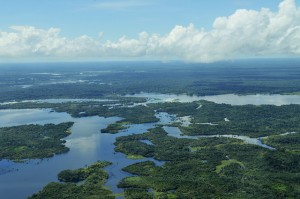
[0,61,299,198]
[29,161,114,199]
[3,98,300,138]
[101,121,130,134]
[0,122,73,161]
[1,98,299,198]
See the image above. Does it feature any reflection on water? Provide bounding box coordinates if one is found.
[0,109,72,127]
[0,110,121,199]
[66,134,99,156]
[1,92,300,198]
[0,109,164,199]
[128,93,300,106]
[156,112,176,124]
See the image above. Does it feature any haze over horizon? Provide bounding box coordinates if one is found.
[1,0,300,63]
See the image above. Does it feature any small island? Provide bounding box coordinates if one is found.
[101,121,130,134]
[29,161,114,199]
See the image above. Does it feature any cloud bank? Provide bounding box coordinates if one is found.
[0,0,299,62]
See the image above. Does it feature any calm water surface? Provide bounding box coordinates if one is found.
[0,99,116,105]
[0,109,162,199]
[128,93,300,106]
[163,126,275,150]
[1,93,300,198]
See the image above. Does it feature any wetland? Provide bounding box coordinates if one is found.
[0,61,299,198]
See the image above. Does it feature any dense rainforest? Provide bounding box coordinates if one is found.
[0,61,300,198]
[0,122,73,160]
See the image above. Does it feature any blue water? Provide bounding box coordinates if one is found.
[128,93,300,106]
[0,109,165,199]
[1,92,300,198]
[163,126,275,150]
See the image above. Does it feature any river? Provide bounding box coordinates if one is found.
[0,109,163,199]
[127,93,300,106]
[1,93,300,198]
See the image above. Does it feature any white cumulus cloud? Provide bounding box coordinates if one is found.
[0,0,299,62]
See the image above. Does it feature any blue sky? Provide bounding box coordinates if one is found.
[0,0,300,62]
[1,0,285,39]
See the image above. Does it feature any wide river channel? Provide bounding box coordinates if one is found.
[1,93,300,199]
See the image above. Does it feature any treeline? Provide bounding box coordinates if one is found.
[2,61,300,102]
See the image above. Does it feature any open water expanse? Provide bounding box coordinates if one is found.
[0,109,163,199]
[128,93,300,106]
[1,93,300,198]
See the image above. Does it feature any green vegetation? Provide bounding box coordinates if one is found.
[1,100,158,124]
[2,60,300,103]
[57,161,111,183]
[151,100,300,137]
[123,188,153,199]
[101,121,130,134]
[29,161,114,199]
[0,122,73,160]
[1,62,300,198]
[263,133,300,153]
[5,98,300,138]
[115,138,155,158]
[126,154,145,159]
[215,159,245,173]
[116,127,300,198]
[3,92,300,138]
